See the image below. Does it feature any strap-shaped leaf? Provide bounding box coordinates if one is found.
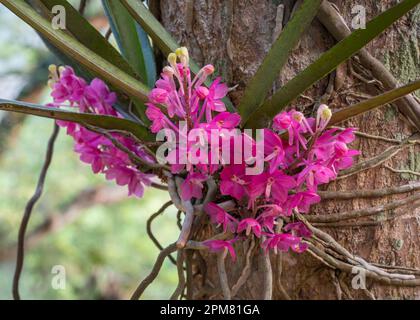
[243,0,420,128]
[37,0,139,81]
[102,0,156,87]
[0,99,153,142]
[238,0,322,119]
[120,0,235,112]
[330,80,420,125]
[2,0,150,103]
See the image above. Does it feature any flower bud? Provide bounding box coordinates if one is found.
[175,47,189,66]
[168,52,177,66]
[318,104,332,121]
[292,111,304,123]
[47,79,55,89]
[162,66,175,77]
[196,86,209,99]
[149,88,168,104]
[48,64,57,75]
[48,64,59,82]
[203,64,215,75]
[316,104,332,132]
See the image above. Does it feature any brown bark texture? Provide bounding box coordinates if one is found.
[158,0,420,299]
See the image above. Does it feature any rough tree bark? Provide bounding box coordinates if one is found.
[157,0,419,299]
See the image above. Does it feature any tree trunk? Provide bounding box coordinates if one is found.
[157,0,420,299]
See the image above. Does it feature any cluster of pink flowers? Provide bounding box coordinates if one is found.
[47,65,154,197]
[146,48,359,259]
[47,46,359,259]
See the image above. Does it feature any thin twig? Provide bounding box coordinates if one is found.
[78,0,88,15]
[86,126,167,171]
[306,243,420,286]
[299,214,420,284]
[105,27,112,40]
[231,238,255,297]
[170,249,186,300]
[131,242,178,300]
[307,193,420,223]
[217,248,231,300]
[165,172,184,211]
[185,250,194,300]
[313,201,420,228]
[337,143,411,180]
[385,165,420,177]
[146,201,176,265]
[275,251,291,300]
[330,126,403,144]
[1,186,127,262]
[317,1,420,131]
[260,247,273,300]
[12,124,59,300]
[319,182,420,200]
[175,177,195,248]
[150,182,168,191]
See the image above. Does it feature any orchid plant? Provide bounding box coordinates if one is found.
[0,0,419,300]
[47,49,360,260]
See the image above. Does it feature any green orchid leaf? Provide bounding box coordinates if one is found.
[330,80,420,125]
[0,99,153,142]
[2,0,150,112]
[102,0,156,87]
[120,0,235,112]
[37,0,139,80]
[244,0,419,128]
[238,0,322,120]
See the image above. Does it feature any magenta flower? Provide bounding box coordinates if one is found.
[283,222,312,238]
[204,77,228,121]
[237,218,262,238]
[146,104,169,133]
[49,66,154,198]
[248,170,296,205]
[272,110,312,155]
[263,129,285,173]
[51,66,86,104]
[285,191,321,215]
[205,202,238,233]
[48,53,361,261]
[208,112,241,130]
[84,78,117,114]
[297,162,336,191]
[220,164,248,200]
[204,239,237,261]
[180,172,207,200]
[262,233,303,253]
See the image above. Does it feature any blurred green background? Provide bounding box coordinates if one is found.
[0,4,178,299]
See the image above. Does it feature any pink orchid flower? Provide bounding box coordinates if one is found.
[272,110,314,156]
[262,233,301,253]
[205,202,238,233]
[248,171,296,205]
[263,129,285,173]
[204,77,228,121]
[180,172,207,200]
[204,239,237,261]
[207,112,241,130]
[297,162,336,191]
[220,164,248,200]
[285,191,321,215]
[51,66,86,104]
[283,222,312,238]
[237,218,262,238]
